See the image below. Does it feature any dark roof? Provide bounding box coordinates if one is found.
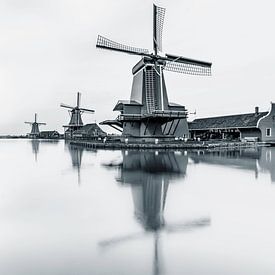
[113,100,142,111]
[40,131,59,134]
[73,123,106,135]
[189,111,268,130]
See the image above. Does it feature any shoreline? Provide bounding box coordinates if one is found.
[1,137,272,150]
[67,140,270,150]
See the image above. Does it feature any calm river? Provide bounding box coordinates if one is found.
[1,139,275,275]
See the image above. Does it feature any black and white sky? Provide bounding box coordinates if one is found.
[1,0,275,135]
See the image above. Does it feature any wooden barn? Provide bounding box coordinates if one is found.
[71,123,107,139]
[40,131,60,139]
[189,103,275,142]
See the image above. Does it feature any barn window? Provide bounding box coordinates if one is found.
[266,128,271,137]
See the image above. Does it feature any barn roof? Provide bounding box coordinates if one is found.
[73,123,107,135]
[113,100,142,111]
[189,112,268,130]
[40,130,59,134]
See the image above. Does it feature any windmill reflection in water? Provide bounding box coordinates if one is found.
[30,139,40,162]
[100,151,210,275]
[66,143,96,185]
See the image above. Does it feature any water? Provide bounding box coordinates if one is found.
[1,139,275,275]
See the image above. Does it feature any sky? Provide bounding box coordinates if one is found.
[1,0,275,135]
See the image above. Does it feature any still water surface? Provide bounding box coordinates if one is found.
[1,139,275,275]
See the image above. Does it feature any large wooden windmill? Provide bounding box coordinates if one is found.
[25,113,46,138]
[97,4,212,140]
[60,92,95,138]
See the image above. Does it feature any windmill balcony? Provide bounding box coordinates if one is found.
[152,110,188,118]
[117,114,142,121]
[117,110,188,121]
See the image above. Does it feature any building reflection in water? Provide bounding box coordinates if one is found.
[189,147,275,183]
[258,147,275,182]
[100,150,210,275]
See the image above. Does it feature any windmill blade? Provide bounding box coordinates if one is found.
[96,35,149,56]
[37,123,46,125]
[98,232,144,248]
[79,108,95,113]
[60,103,74,109]
[153,4,165,54]
[77,92,81,108]
[164,62,211,76]
[164,54,212,76]
[24,121,33,124]
[164,217,211,233]
[166,54,212,67]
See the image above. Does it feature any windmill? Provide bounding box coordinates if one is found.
[60,92,95,138]
[24,113,46,138]
[97,4,212,139]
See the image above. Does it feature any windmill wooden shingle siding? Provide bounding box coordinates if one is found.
[96,4,211,141]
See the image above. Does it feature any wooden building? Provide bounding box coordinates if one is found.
[71,123,107,139]
[189,103,275,142]
[39,131,60,139]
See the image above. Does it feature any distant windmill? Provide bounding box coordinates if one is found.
[25,113,46,138]
[97,4,212,138]
[60,92,95,138]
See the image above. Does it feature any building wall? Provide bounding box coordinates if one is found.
[140,121,163,136]
[258,103,275,142]
[123,121,141,136]
[163,119,189,137]
[240,128,261,141]
[130,70,143,104]
[124,105,141,114]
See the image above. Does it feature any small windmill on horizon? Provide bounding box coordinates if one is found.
[24,113,46,138]
[60,92,95,138]
[97,4,212,139]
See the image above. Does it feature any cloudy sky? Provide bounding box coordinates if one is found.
[1,0,275,135]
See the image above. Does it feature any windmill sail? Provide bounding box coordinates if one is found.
[96,35,149,56]
[164,54,212,76]
[77,92,81,108]
[60,103,74,109]
[79,107,95,113]
[153,4,165,53]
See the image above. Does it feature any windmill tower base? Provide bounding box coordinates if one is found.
[63,125,83,139]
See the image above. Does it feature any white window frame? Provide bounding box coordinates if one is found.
[266,128,272,137]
